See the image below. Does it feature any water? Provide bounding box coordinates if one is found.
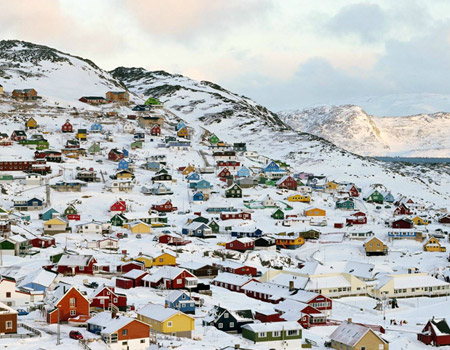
[375,157,450,164]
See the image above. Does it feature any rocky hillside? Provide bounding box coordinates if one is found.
[280,105,450,157]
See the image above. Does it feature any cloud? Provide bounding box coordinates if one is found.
[123,0,273,43]
[326,3,388,43]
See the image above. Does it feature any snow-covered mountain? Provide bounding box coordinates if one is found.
[1,40,450,204]
[0,40,126,103]
[280,105,450,157]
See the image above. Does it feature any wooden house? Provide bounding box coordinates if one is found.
[151,200,177,212]
[242,321,302,344]
[76,128,87,141]
[218,167,232,179]
[12,88,37,100]
[79,96,107,104]
[364,237,388,256]
[330,320,389,350]
[179,262,219,278]
[106,90,130,102]
[304,207,326,217]
[89,285,127,311]
[220,211,251,220]
[418,318,450,346]
[142,266,197,290]
[336,199,355,210]
[177,126,189,138]
[225,184,242,198]
[116,269,148,289]
[57,255,97,275]
[165,291,195,314]
[25,117,38,129]
[10,130,27,141]
[394,203,412,216]
[111,200,127,214]
[127,221,152,234]
[158,234,191,246]
[13,197,44,211]
[274,234,304,250]
[61,120,73,133]
[287,194,310,203]
[150,124,161,136]
[203,306,254,333]
[276,175,298,190]
[44,282,90,324]
[138,303,195,338]
[346,211,367,225]
[0,302,18,334]
[438,215,450,225]
[108,148,125,162]
[344,184,360,197]
[392,218,414,229]
[271,208,285,220]
[30,236,56,248]
[43,217,68,234]
[363,189,384,204]
[423,237,447,252]
[411,216,429,225]
[226,238,254,252]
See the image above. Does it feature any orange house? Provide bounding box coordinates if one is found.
[177,126,189,139]
[44,283,90,324]
[101,317,151,349]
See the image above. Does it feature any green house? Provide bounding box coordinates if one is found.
[335,199,355,210]
[110,213,128,226]
[364,189,384,204]
[0,239,15,254]
[88,142,101,154]
[64,204,78,216]
[208,134,219,144]
[271,208,285,220]
[144,97,162,106]
[225,184,242,198]
[208,219,220,233]
[0,174,14,182]
[192,216,209,224]
[131,141,143,149]
[242,321,302,343]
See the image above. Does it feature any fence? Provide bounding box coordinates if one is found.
[0,322,41,339]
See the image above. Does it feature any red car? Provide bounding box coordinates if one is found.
[69,330,84,340]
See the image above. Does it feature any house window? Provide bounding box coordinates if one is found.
[287,330,298,336]
[167,321,173,328]
[176,279,182,284]
[113,298,118,303]
[361,347,365,350]
[140,340,145,343]
[218,323,223,329]
[70,298,76,306]
[122,329,128,336]
[70,310,76,316]
[79,266,84,271]
[5,321,12,329]
[273,331,280,337]
[224,313,229,319]
[258,332,266,338]
[159,258,163,262]
[6,292,11,298]
[229,322,234,328]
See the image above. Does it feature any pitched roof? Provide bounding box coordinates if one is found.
[330,321,386,346]
[138,303,193,322]
[58,254,94,267]
[242,321,301,333]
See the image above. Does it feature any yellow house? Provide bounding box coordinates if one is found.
[152,252,177,267]
[116,170,134,180]
[177,127,189,139]
[25,117,38,129]
[364,236,388,256]
[287,194,311,203]
[423,237,446,252]
[412,216,429,225]
[43,217,68,234]
[76,129,87,141]
[0,84,3,95]
[182,164,195,176]
[330,320,389,350]
[127,221,151,234]
[304,207,326,217]
[134,254,154,268]
[138,304,195,338]
[326,181,339,191]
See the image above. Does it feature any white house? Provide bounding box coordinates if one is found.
[25,174,43,186]
[0,278,44,307]
[76,221,111,235]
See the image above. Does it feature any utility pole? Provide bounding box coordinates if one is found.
[46,178,50,206]
[56,306,61,345]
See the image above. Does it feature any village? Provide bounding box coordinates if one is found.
[0,84,449,350]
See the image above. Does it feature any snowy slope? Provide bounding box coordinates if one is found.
[0,40,127,103]
[280,105,450,157]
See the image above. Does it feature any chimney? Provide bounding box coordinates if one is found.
[112,310,117,319]
[234,345,240,349]
[347,318,352,323]
[289,281,294,292]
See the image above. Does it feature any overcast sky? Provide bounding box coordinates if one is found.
[1,0,450,113]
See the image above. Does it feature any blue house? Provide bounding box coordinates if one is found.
[261,161,284,174]
[236,166,250,178]
[165,291,195,314]
[193,191,205,201]
[182,222,213,238]
[383,191,395,203]
[18,268,57,292]
[14,197,44,211]
[117,159,130,170]
[40,207,59,221]
[90,122,103,133]
[143,161,160,171]
[176,121,186,131]
[186,172,200,182]
[190,179,212,190]
[132,104,151,111]
[122,148,129,158]
[231,228,263,238]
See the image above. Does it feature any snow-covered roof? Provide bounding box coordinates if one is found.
[166,290,189,303]
[242,321,301,333]
[213,272,252,286]
[58,254,93,267]
[101,315,140,335]
[330,321,385,346]
[142,266,188,283]
[121,269,147,279]
[138,303,191,322]
[306,274,352,290]
[18,268,56,289]
[376,273,450,290]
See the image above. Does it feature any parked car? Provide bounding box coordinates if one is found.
[136,234,142,239]
[69,330,84,340]
[17,309,28,316]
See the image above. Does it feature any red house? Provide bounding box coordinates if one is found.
[10,130,27,141]
[159,234,191,246]
[218,168,232,178]
[110,200,127,213]
[346,211,367,225]
[297,304,328,328]
[213,262,258,277]
[212,272,256,292]
[118,261,145,274]
[418,318,450,346]
[116,269,148,289]
[439,215,450,224]
[61,120,73,133]
[392,218,414,229]
[151,200,177,213]
[143,266,197,289]
[226,238,255,252]
[108,148,125,162]
[89,285,127,311]
[220,211,252,220]
[30,236,55,248]
[346,185,359,197]
[44,283,90,324]
[216,160,240,170]
[276,175,298,191]
[394,203,412,216]
[255,310,285,323]
[150,124,161,136]
[56,255,97,275]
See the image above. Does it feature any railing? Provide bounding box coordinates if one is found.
[0,322,41,338]
[79,340,92,350]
